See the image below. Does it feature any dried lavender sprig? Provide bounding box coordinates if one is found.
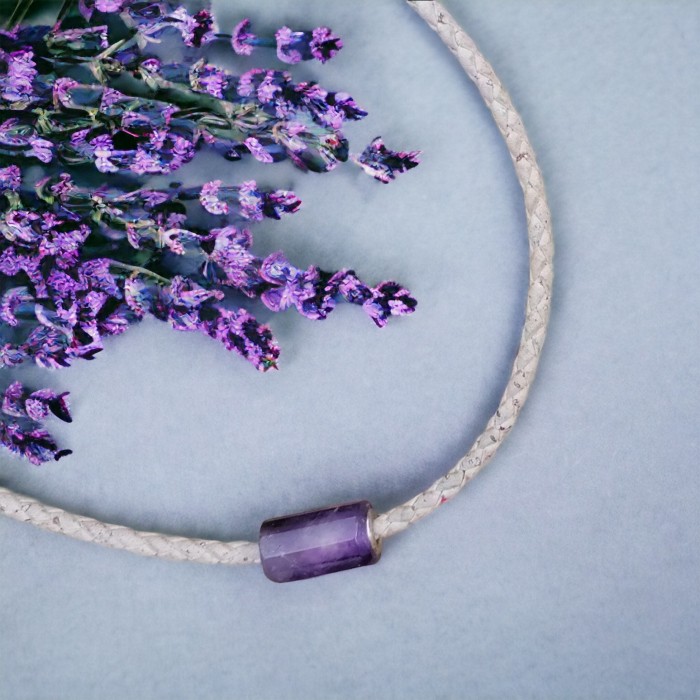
[78,0,218,49]
[1,20,417,182]
[352,137,422,184]
[34,172,301,223]
[231,19,342,65]
[2,380,71,423]
[0,419,71,465]
[123,274,280,370]
[0,63,362,174]
[0,27,360,133]
[0,380,72,464]
[1,166,416,378]
[0,2,421,465]
[77,1,342,65]
[195,229,417,327]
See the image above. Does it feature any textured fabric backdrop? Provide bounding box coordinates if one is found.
[1,1,698,698]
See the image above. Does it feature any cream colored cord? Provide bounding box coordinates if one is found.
[0,0,553,564]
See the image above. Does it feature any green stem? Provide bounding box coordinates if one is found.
[6,0,36,30]
[93,35,139,63]
[56,0,77,25]
[108,67,274,135]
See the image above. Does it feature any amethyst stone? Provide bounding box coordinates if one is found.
[258,500,382,582]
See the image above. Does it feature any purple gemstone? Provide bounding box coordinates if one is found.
[259,500,382,583]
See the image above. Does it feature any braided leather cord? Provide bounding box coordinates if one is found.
[0,490,261,563]
[373,0,554,537]
[0,0,553,564]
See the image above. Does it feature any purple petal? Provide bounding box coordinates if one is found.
[259,252,298,285]
[232,19,256,55]
[0,286,33,326]
[352,137,421,183]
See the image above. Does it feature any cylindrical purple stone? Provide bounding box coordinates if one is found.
[258,500,382,583]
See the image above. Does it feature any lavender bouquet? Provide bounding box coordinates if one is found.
[0,0,421,464]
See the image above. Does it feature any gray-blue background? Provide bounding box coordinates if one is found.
[1,1,698,698]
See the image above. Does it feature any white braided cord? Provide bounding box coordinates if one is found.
[0,0,553,564]
[373,0,554,537]
[0,490,261,563]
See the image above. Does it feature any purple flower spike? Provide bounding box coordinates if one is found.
[275,26,342,65]
[190,61,228,98]
[169,6,217,48]
[232,18,256,56]
[205,225,258,294]
[200,180,229,215]
[124,276,155,319]
[162,276,224,331]
[275,27,305,65]
[1,49,37,104]
[230,19,341,64]
[260,253,326,316]
[259,251,300,286]
[0,287,34,326]
[352,137,422,183]
[309,27,343,63]
[0,381,72,464]
[1,382,26,418]
[263,189,302,220]
[205,307,280,371]
[0,421,72,465]
[244,136,274,163]
[90,134,119,173]
[0,343,28,368]
[2,382,72,423]
[27,389,72,423]
[47,173,75,200]
[362,281,417,327]
[236,180,265,221]
[100,86,125,112]
[0,7,420,464]
[29,137,54,164]
[0,165,21,192]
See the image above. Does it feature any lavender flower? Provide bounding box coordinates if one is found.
[204,225,259,294]
[256,252,417,325]
[231,19,255,56]
[276,26,343,65]
[204,306,280,371]
[90,134,119,173]
[0,1,421,466]
[100,87,126,112]
[28,136,53,164]
[231,19,342,64]
[363,281,417,327]
[244,136,274,163]
[308,27,344,63]
[259,252,317,312]
[190,61,227,98]
[0,381,72,465]
[352,137,422,183]
[0,420,72,465]
[1,49,37,104]
[199,180,229,215]
[237,181,301,221]
[0,165,21,192]
[0,286,33,326]
[4,56,368,176]
[169,7,217,48]
[2,381,72,423]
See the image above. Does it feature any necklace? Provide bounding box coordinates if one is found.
[0,1,553,583]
